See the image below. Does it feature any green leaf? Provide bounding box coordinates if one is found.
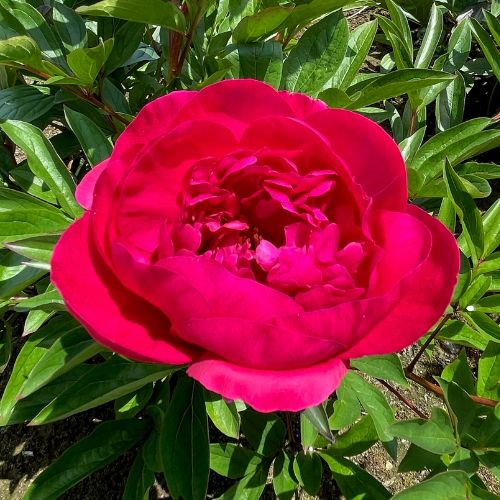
[0,187,71,244]
[293,451,322,496]
[0,323,12,374]
[414,3,443,69]
[409,118,499,189]
[459,275,491,309]
[469,18,500,82]
[351,353,409,387]
[0,315,75,423]
[101,78,131,114]
[24,418,151,500]
[4,235,58,264]
[161,376,209,500]
[303,402,333,442]
[105,21,145,72]
[114,383,153,419]
[436,377,476,439]
[0,85,55,122]
[1,0,67,69]
[446,20,471,71]
[324,69,454,110]
[400,127,426,165]
[438,197,456,232]
[476,252,500,276]
[234,42,283,88]
[233,6,290,43]
[458,162,500,180]
[472,294,500,313]
[205,390,240,439]
[386,0,413,59]
[463,311,500,343]
[13,289,64,313]
[329,19,378,90]
[441,349,476,395]
[0,36,54,74]
[449,447,479,475]
[76,0,186,32]
[484,10,500,46]
[280,0,351,31]
[64,106,112,166]
[320,454,391,499]
[241,410,286,457]
[300,411,318,449]
[209,443,263,479]
[391,470,471,499]
[477,342,500,400]
[273,450,297,500]
[215,463,269,500]
[123,453,155,500]
[141,405,164,473]
[443,159,484,265]
[0,250,46,300]
[16,328,106,400]
[451,252,471,303]
[0,121,80,218]
[52,2,87,52]
[436,72,465,131]
[438,319,492,350]
[329,375,361,430]
[281,10,348,95]
[343,371,396,458]
[390,407,457,454]
[67,39,114,86]
[398,444,446,473]
[329,415,378,457]
[481,198,500,258]
[30,356,177,424]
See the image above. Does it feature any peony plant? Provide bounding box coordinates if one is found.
[0,1,499,499]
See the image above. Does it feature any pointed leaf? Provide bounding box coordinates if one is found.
[24,419,151,500]
[161,377,209,500]
[30,356,177,424]
[76,0,186,32]
[0,121,80,218]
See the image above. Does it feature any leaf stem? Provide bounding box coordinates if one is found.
[404,369,497,408]
[407,314,451,373]
[23,66,129,126]
[376,378,428,419]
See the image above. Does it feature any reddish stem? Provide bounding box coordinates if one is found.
[407,314,451,373]
[376,378,428,419]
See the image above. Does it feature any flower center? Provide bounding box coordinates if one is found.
[171,152,368,310]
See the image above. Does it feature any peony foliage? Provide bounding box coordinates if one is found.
[0,0,499,498]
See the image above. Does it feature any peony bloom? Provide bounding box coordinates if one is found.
[52,79,459,412]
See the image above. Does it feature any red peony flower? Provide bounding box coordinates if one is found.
[51,79,459,412]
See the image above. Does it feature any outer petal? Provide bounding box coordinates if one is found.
[187,355,348,413]
[75,159,108,210]
[280,91,328,118]
[306,109,408,210]
[367,209,432,295]
[344,205,459,358]
[173,79,294,139]
[112,244,393,370]
[89,90,195,209]
[114,90,194,153]
[51,214,198,364]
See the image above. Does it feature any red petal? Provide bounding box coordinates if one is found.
[51,214,198,363]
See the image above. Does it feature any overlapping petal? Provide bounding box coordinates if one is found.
[51,214,198,364]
